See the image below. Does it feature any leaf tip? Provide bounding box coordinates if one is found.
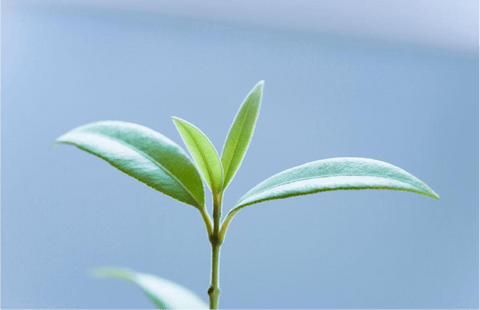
[50,136,68,150]
[420,182,439,200]
[89,267,135,282]
[172,116,191,129]
[49,140,59,150]
[255,80,265,91]
[171,117,187,132]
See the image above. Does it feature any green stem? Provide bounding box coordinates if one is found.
[208,193,223,309]
[209,241,221,309]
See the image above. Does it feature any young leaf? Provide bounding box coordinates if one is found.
[233,157,439,210]
[53,121,205,208]
[221,80,264,189]
[172,117,224,193]
[91,267,208,309]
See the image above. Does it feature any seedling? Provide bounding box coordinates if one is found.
[53,81,438,309]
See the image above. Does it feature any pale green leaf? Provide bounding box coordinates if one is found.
[221,80,264,189]
[172,117,224,193]
[91,267,208,309]
[53,121,205,208]
[233,157,439,210]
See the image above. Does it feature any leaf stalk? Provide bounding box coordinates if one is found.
[219,209,238,242]
[199,206,213,237]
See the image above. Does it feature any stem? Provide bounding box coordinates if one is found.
[208,192,223,309]
[209,241,221,309]
[212,193,222,237]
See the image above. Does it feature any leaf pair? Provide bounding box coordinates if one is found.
[172,80,264,194]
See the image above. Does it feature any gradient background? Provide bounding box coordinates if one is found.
[1,0,478,308]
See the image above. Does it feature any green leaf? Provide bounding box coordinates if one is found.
[53,121,205,208]
[172,117,224,193]
[233,157,439,210]
[221,80,264,189]
[91,267,208,309]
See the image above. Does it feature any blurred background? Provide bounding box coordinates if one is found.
[1,0,478,308]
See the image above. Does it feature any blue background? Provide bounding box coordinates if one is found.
[2,1,478,308]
